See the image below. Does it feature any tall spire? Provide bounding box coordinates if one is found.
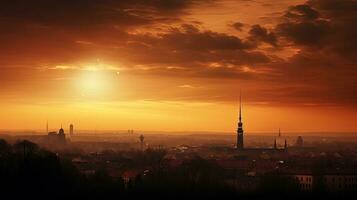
[278,128,281,137]
[239,91,242,123]
[237,91,244,149]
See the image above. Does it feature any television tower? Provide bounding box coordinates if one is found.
[237,93,244,149]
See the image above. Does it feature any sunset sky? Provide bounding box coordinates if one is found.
[0,0,356,133]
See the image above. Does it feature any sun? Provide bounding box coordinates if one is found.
[81,71,105,90]
[78,69,112,97]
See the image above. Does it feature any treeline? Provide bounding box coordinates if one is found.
[0,139,124,198]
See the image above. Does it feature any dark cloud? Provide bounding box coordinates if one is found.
[276,0,356,56]
[284,4,319,21]
[276,20,329,46]
[157,24,252,51]
[0,0,208,66]
[276,3,329,46]
[0,0,202,28]
[232,22,244,31]
[307,0,357,19]
[123,23,270,65]
[116,25,271,78]
[269,0,357,105]
[248,25,277,47]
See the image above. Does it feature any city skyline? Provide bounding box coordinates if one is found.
[0,1,356,198]
[0,0,356,133]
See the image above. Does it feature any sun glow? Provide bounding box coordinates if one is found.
[77,68,118,98]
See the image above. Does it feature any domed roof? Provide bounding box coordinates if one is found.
[59,128,65,135]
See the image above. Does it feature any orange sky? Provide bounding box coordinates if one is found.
[0,0,356,133]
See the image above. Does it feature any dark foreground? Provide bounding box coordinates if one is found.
[0,139,355,199]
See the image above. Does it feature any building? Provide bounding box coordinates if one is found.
[296,136,303,148]
[237,95,244,149]
[47,126,66,146]
[294,173,357,192]
[235,95,287,152]
[139,134,145,151]
[70,124,74,136]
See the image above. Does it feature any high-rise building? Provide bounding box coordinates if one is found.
[237,95,244,149]
[70,124,74,136]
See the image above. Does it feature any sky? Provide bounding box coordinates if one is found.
[0,0,356,133]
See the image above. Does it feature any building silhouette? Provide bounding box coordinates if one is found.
[274,129,288,150]
[235,95,287,152]
[139,134,145,151]
[296,136,303,148]
[237,94,244,149]
[47,126,66,146]
[70,124,74,136]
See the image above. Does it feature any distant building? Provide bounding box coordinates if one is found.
[296,136,303,148]
[70,124,74,136]
[139,134,145,151]
[47,127,66,145]
[294,173,357,192]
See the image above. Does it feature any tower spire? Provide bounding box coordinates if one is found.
[238,91,243,124]
[237,91,244,149]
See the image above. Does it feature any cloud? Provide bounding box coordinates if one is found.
[232,22,244,31]
[157,24,251,51]
[0,0,356,106]
[0,0,203,28]
[248,24,278,47]
[276,0,356,57]
[268,0,357,105]
[178,84,196,89]
[284,4,319,21]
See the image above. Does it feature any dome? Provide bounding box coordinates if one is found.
[59,128,65,135]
